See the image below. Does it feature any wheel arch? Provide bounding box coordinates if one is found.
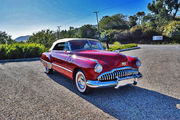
[73,68,82,81]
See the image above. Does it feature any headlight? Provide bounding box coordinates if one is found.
[136,60,141,67]
[94,64,103,73]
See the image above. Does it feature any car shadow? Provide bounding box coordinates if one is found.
[47,71,180,120]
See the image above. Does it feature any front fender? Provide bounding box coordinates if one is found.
[126,56,139,69]
[71,56,100,80]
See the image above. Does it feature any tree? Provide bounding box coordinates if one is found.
[0,31,14,44]
[136,12,145,25]
[69,26,74,30]
[27,29,56,48]
[99,14,129,30]
[67,28,79,38]
[77,24,97,38]
[165,0,180,19]
[59,28,79,38]
[129,15,138,28]
[148,0,180,20]
[142,14,154,23]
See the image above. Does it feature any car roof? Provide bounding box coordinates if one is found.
[54,38,99,43]
[50,38,99,51]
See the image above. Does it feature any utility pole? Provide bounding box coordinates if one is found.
[57,26,61,39]
[93,11,109,49]
[93,11,99,31]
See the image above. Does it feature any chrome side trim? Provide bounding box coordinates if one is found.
[41,59,52,69]
[41,58,72,72]
[52,63,72,73]
[90,59,99,64]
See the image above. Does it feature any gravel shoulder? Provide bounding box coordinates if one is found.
[0,45,180,120]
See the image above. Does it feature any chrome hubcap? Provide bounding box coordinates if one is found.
[77,75,86,89]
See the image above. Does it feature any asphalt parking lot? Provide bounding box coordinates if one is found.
[0,45,180,120]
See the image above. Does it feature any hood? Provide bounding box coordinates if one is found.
[73,50,127,68]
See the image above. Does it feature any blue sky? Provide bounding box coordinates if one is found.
[1,0,153,39]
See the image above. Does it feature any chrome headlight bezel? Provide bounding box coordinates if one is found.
[94,63,103,73]
[136,60,141,67]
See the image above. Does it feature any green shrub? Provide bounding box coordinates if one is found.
[106,30,124,43]
[142,27,161,43]
[130,26,143,42]
[163,21,180,43]
[109,43,137,51]
[0,43,47,60]
[0,45,6,59]
[100,30,132,44]
[113,41,121,45]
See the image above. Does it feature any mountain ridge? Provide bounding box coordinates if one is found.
[14,35,30,42]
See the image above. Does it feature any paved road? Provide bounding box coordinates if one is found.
[0,45,180,120]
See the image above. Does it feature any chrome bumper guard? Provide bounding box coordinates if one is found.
[86,73,142,89]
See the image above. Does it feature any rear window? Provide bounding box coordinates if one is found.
[53,43,65,50]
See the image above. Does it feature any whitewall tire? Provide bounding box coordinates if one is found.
[75,70,90,94]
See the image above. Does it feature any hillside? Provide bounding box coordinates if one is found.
[14,35,30,42]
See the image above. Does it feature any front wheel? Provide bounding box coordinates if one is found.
[75,70,90,94]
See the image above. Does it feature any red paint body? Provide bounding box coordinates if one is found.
[41,49,139,81]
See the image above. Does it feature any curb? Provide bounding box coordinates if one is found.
[0,57,40,63]
[115,47,141,52]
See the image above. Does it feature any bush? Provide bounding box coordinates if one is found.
[27,29,56,48]
[101,30,132,44]
[163,21,180,43]
[142,27,161,43]
[109,43,137,51]
[130,26,143,42]
[0,45,6,59]
[129,25,172,44]
[101,26,144,44]
[0,43,47,60]
[106,30,124,43]
[113,41,121,46]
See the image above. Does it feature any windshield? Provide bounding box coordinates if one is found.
[70,40,104,51]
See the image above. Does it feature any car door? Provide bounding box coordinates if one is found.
[51,42,72,76]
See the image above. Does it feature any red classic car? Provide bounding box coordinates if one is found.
[41,38,142,93]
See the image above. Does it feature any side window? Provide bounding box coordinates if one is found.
[53,43,65,50]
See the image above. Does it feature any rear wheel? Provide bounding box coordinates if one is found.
[75,70,90,94]
[45,66,53,74]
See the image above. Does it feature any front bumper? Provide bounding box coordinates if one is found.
[86,73,142,89]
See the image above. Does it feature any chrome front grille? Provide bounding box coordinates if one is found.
[97,67,138,81]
